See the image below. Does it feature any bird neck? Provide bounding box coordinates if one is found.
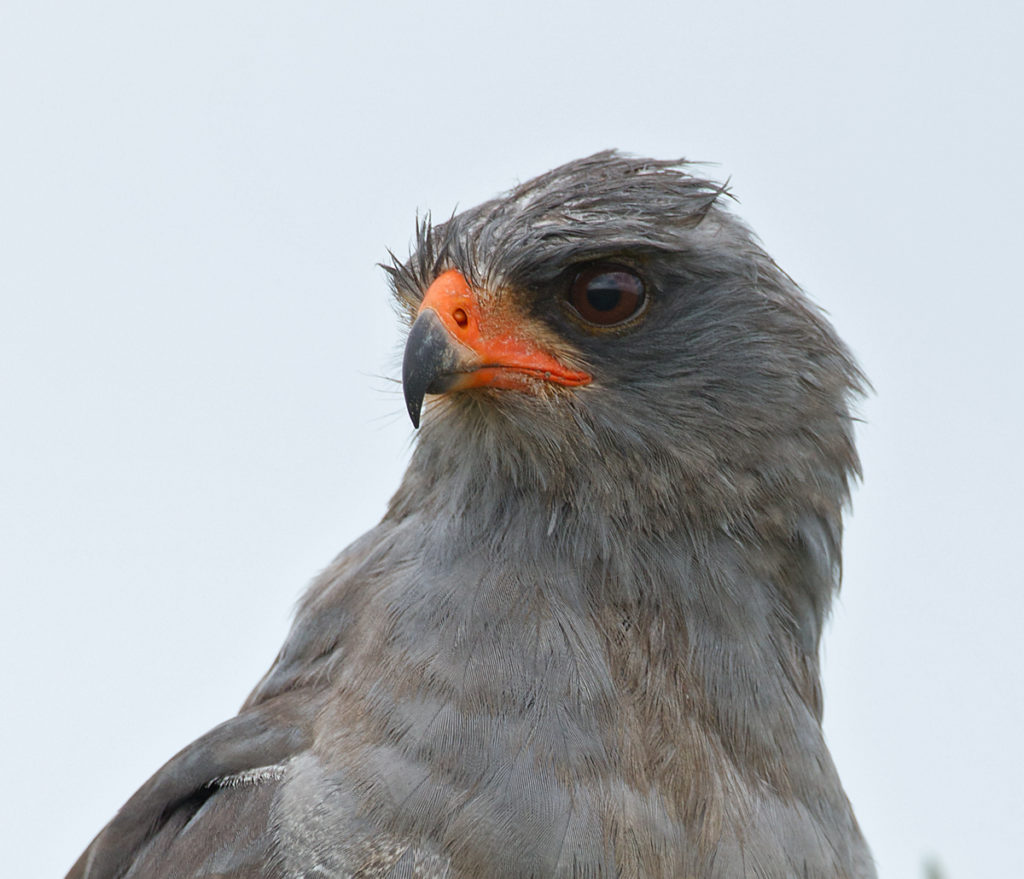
[386,425,838,765]
[372,448,856,859]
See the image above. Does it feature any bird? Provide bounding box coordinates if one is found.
[67,151,875,879]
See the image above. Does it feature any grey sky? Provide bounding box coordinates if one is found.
[2,2,1021,876]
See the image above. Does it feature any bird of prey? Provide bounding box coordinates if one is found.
[68,152,875,878]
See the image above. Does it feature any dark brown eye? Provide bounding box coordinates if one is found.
[568,264,646,327]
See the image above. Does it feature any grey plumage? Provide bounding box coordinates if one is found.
[68,151,874,878]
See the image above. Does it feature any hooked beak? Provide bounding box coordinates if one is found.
[401,308,466,428]
[401,269,591,428]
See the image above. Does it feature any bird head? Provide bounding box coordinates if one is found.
[387,152,864,538]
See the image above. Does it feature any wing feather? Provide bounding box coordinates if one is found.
[66,692,313,879]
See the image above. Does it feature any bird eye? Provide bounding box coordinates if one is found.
[568,264,646,327]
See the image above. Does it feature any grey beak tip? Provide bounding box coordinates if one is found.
[402,367,425,429]
[402,309,453,430]
[406,398,422,429]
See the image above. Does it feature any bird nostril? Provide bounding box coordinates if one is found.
[452,307,469,328]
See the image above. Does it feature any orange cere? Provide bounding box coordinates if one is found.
[418,269,591,391]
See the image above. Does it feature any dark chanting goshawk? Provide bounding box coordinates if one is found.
[68,152,875,879]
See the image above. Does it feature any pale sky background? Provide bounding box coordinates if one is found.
[2,2,1021,877]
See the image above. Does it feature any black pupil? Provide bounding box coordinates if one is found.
[586,276,623,311]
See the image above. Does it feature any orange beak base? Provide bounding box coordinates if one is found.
[401,270,591,426]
